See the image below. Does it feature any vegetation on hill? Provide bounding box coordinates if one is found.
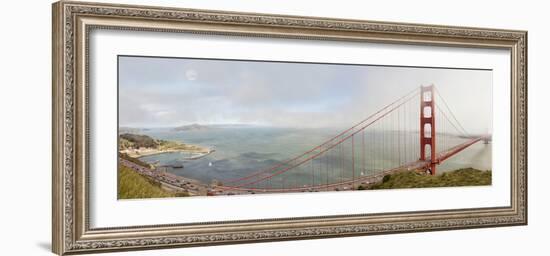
[120,133,157,149]
[118,165,189,199]
[118,165,173,199]
[370,168,491,190]
[119,133,209,152]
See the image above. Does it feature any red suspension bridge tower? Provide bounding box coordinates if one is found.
[420,85,438,175]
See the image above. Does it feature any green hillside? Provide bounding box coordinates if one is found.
[120,133,157,149]
[118,165,176,199]
[370,168,491,190]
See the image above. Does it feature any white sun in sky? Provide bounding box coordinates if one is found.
[185,69,198,81]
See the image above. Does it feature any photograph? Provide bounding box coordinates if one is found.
[117,56,493,199]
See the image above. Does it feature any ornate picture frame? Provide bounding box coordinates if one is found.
[52,1,527,255]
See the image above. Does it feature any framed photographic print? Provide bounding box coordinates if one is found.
[52,1,527,255]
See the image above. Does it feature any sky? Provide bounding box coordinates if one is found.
[118,56,492,134]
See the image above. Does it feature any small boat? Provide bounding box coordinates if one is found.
[208,162,213,167]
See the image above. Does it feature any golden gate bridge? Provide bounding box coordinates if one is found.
[214,85,490,193]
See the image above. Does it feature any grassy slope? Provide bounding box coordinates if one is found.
[370,168,491,189]
[118,164,175,199]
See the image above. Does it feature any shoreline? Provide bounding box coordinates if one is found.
[120,148,214,159]
[119,132,213,159]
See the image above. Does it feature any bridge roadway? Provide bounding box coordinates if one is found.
[435,136,486,163]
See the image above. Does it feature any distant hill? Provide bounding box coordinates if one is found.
[119,127,143,134]
[120,133,158,148]
[172,123,209,132]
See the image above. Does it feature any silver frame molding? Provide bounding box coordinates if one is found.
[52,1,527,255]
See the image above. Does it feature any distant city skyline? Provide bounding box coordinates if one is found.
[119,56,493,135]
